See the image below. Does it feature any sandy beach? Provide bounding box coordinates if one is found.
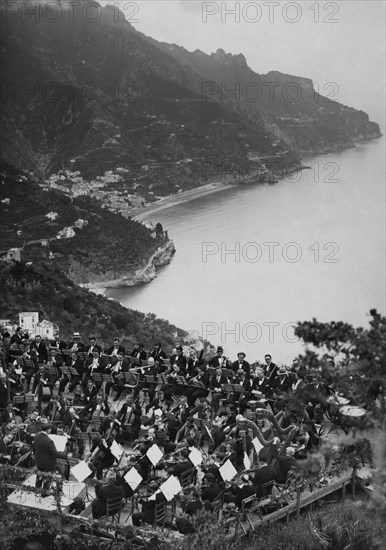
[131,181,236,222]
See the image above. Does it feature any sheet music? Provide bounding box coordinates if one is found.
[48,434,68,452]
[219,459,237,482]
[71,461,92,483]
[243,452,251,470]
[110,440,124,460]
[189,448,203,467]
[124,467,143,491]
[159,475,182,501]
[146,443,163,466]
[252,437,264,456]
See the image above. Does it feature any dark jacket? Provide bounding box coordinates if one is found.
[92,481,124,519]
[33,431,65,471]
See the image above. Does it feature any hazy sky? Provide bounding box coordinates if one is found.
[98,0,385,129]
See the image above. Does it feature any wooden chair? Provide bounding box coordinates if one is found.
[212,489,224,518]
[180,468,196,490]
[106,495,124,522]
[153,501,167,530]
[235,493,258,535]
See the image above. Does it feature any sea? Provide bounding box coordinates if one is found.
[106,137,385,365]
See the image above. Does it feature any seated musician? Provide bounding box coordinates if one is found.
[24,409,42,441]
[146,389,169,415]
[88,433,116,480]
[86,336,102,357]
[83,350,104,391]
[175,416,199,445]
[166,447,194,480]
[0,429,30,465]
[149,342,167,372]
[211,403,237,451]
[271,445,300,484]
[61,408,84,459]
[130,343,147,365]
[272,365,293,398]
[217,442,237,468]
[8,364,24,398]
[251,367,273,399]
[201,472,222,502]
[209,366,230,412]
[170,345,187,373]
[133,357,159,400]
[1,402,22,428]
[209,346,231,369]
[251,457,274,498]
[117,394,141,442]
[232,352,251,378]
[43,396,67,423]
[91,469,124,519]
[163,363,186,403]
[115,453,142,499]
[231,474,257,508]
[58,352,84,395]
[186,364,210,406]
[106,337,126,357]
[186,348,201,379]
[132,480,167,527]
[82,378,98,405]
[82,391,110,425]
[104,354,128,400]
[0,431,13,463]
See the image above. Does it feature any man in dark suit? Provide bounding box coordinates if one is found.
[209,346,231,369]
[131,343,147,364]
[201,472,221,502]
[29,335,48,364]
[170,345,187,372]
[33,422,67,493]
[292,366,309,401]
[58,352,84,394]
[232,352,250,377]
[210,366,230,412]
[149,343,167,370]
[264,354,278,382]
[272,446,299,484]
[91,470,124,519]
[86,336,102,357]
[251,367,272,399]
[272,365,293,396]
[106,337,126,357]
[252,461,275,497]
[132,480,167,526]
[117,394,141,442]
[67,332,86,352]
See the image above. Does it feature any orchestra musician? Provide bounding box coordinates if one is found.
[106,337,126,357]
[117,394,141,442]
[91,469,124,519]
[130,343,147,364]
[149,342,167,371]
[264,354,279,382]
[59,352,84,395]
[232,352,251,378]
[209,366,230,412]
[67,332,86,353]
[170,345,187,373]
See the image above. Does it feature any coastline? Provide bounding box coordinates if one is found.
[131,181,236,222]
[82,239,175,294]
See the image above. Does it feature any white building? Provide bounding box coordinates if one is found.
[36,320,55,339]
[7,248,22,262]
[19,312,39,333]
